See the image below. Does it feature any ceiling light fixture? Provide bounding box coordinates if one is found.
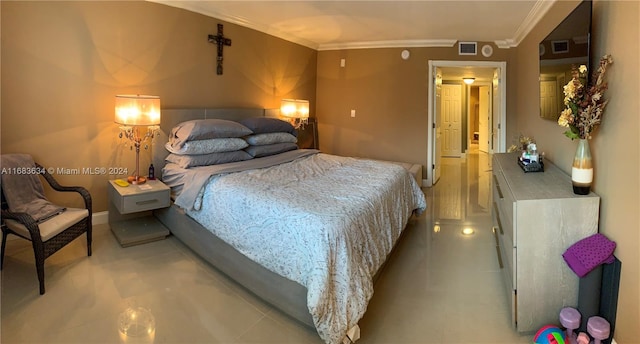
[463,77,475,85]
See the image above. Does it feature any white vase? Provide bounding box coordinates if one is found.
[571,139,593,195]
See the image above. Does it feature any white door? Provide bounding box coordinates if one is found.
[433,68,443,184]
[492,68,502,153]
[478,85,490,153]
[540,80,558,120]
[441,84,462,157]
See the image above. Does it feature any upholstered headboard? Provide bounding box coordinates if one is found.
[152,108,278,179]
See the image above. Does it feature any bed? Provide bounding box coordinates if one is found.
[152,108,427,344]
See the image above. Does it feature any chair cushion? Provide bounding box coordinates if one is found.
[5,208,88,241]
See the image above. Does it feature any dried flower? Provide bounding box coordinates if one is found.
[507,134,535,152]
[558,55,613,140]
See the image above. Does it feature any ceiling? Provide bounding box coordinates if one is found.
[150,0,558,81]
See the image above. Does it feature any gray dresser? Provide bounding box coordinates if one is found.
[492,153,600,332]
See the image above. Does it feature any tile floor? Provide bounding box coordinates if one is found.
[1,149,533,343]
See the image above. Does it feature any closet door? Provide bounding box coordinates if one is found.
[441,84,462,157]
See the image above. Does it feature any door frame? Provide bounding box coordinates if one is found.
[427,60,507,187]
[475,83,491,153]
[466,82,492,152]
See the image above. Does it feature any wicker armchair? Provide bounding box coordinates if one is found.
[1,162,92,295]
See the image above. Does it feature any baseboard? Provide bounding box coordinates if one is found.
[93,211,108,225]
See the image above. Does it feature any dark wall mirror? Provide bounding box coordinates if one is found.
[539,0,592,121]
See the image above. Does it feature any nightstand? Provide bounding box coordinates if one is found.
[108,179,170,247]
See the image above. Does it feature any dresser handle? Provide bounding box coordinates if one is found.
[136,199,159,206]
[493,227,504,269]
[493,202,504,235]
[493,174,504,199]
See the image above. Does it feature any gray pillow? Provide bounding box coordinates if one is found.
[238,117,297,136]
[165,151,252,168]
[244,142,298,158]
[244,132,298,146]
[165,138,248,155]
[169,119,253,148]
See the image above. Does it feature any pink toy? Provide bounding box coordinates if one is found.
[576,332,590,344]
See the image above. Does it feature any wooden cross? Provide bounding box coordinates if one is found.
[208,24,232,75]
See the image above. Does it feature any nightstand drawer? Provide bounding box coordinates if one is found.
[108,180,170,214]
[120,190,170,213]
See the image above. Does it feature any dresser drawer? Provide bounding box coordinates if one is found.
[500,230,516,289]
[492,171,515,245]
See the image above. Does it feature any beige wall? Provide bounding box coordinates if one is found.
[515,0,639,341]
[1,1,317,211]
[316,45,517,175]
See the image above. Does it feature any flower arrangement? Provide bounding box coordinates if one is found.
[558,54,613,140]
[507,134,535,153]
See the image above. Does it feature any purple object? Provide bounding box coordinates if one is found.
[587,316,610,344]
[560,307,581,344]
[563,233,616,277]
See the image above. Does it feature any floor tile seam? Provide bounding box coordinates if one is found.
[232,313,270,342]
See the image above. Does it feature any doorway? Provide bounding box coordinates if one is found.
[427,60,507,187]
[471,83,491,153]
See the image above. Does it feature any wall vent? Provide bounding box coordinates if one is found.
[459,42,477,55]
[552,40,569,54]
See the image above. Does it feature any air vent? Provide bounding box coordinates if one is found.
[459,42,477,55]
[552,40,569,54]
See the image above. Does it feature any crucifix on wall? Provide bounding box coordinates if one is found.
[207,24,232,75]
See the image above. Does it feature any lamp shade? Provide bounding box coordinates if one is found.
[280,99,309,119]
[115,95,161,126]
[463,78,475,85]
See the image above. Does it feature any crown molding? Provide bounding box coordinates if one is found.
[507,0,557,48]
[573,35,589,45]
[494,39,516,49]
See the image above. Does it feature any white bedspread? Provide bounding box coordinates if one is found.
[185,153,427,344]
